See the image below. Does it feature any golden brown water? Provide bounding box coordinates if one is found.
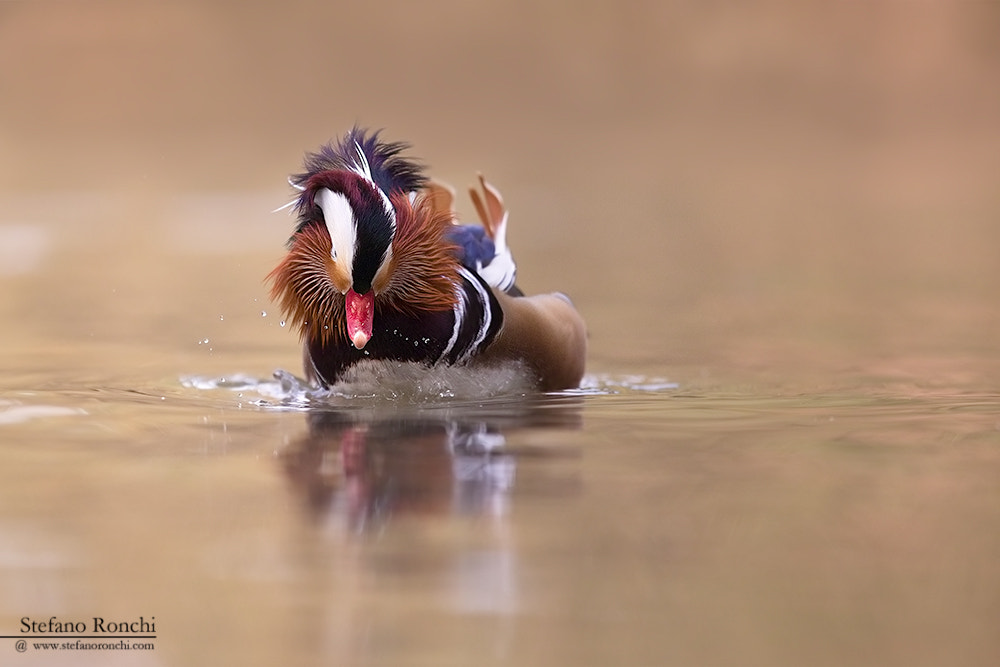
[2,2,1000,665]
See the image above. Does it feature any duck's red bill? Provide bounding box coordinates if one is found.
[345,289,374,349]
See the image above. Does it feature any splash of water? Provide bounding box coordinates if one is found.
[0,400,87,425]
[181,362,677,409]
[181,359,540,409]
[577,374,680,394]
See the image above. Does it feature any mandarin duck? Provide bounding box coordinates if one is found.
[267,128,586,391]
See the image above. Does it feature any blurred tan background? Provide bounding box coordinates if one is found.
[2,0,999,382]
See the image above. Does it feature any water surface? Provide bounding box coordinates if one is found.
[1,205,998,666]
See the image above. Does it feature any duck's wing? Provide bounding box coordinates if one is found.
[467,174,518,294]
[423,179,457,221]
[434,174,519,295]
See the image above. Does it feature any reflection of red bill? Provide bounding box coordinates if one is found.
[345,289,374,349]
[340,425,367,476]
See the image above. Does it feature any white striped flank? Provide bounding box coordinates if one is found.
[456,266,494,362]
[439,283,466,362]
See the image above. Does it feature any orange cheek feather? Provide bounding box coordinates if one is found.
[328,257,352,294]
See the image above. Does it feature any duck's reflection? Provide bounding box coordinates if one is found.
[280,397,582,529]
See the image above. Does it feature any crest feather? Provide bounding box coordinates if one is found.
[291,127,427,196]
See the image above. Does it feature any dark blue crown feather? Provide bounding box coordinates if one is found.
[292,127,428,194]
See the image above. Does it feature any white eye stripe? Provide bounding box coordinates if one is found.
[316,188,356,271]
[378,189,396,230]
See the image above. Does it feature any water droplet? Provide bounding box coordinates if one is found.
[279,320,286,328]
[219,314,225,321]
[260,310,267,317]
